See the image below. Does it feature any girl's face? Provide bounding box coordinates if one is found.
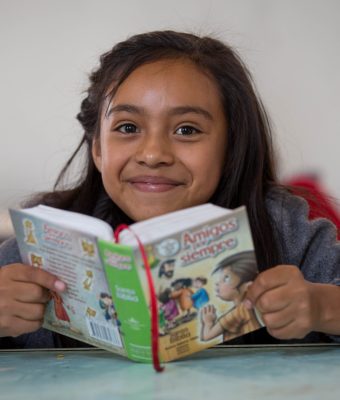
[215,267,240,302]
[93,59,227,221]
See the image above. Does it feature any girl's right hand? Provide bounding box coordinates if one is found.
[0,263,66,337]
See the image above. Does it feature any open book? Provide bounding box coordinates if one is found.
[10,203,263,364]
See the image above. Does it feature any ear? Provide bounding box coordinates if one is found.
[92,137,102,172]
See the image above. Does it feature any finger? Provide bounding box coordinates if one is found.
[208,304,216,314]
[266,320,307,340]
[13,282,51,303]
[203,305,210,314]
[246,266,294,306]
[202,306,209,315]
[0,297,47,322]
[261,305,295,331]
[13,301,47,322]
[255,286,292,314]
[10,264,66,292]
[0,315,43,337]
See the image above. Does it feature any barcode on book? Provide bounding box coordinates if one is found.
[86,319,123,348]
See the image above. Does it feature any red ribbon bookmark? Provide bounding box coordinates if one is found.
[114,224,164,372]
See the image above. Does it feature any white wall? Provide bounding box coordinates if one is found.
[0,0,339,211]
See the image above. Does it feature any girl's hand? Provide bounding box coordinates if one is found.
[245,265,318,340]
[201,304,217,326]
[0,263,66,337]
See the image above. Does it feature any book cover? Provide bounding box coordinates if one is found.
[9,209,126,356]
[99,206,263,362]
[10,204,263,363]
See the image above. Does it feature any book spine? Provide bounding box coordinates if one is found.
[98,240,152,363]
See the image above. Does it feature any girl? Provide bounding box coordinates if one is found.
[201,251,261,342]
[0,30,339,349]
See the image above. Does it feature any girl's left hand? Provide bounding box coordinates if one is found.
[245,265,319,340]
[201,304,217,326]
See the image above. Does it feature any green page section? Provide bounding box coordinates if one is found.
[97,239,152,363]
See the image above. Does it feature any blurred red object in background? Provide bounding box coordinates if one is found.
[285,174,340,240]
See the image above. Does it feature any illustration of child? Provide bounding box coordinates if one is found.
[170,278,196,322]
[158,288,180,331]
[191,277,209,309]
[201,251,262,342]
[99,292,114,320]
[50,291,71,327]
[99,292,121,327]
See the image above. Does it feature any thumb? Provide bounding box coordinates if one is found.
[242,281,254,310]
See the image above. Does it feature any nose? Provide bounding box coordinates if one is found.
[134,132,175,167]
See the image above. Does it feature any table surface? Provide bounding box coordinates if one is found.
[1,344,340,400]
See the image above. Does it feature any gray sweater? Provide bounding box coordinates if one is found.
[0,191,339,348]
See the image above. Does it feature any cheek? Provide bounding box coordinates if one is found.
[99,149,125,188]
[218,283,230,295]
[196,136,225,178]
[189,151,224,192]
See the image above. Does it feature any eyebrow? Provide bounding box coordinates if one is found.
[106,104,213,121]
[106,104,141,117]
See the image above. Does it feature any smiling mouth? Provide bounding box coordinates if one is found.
[127,176,183,193]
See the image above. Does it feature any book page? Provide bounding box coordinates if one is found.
[119,203,233,246]
[17,205,114,241]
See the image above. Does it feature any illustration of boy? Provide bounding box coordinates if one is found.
[191,277,209,309]
[170,278,196,322]
[99,292,115,321]
[200,251,262,342]
[99,292,121,327]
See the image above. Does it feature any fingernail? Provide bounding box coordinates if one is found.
[243,299,253,309]
[54,280,66,292]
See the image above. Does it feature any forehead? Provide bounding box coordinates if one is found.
[219,266,235,277]
[104,58,223,111]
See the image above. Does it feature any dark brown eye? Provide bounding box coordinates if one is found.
[116,123,138,134]
[175,126,200,136]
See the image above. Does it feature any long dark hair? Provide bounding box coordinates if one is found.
[29,30,283,270]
